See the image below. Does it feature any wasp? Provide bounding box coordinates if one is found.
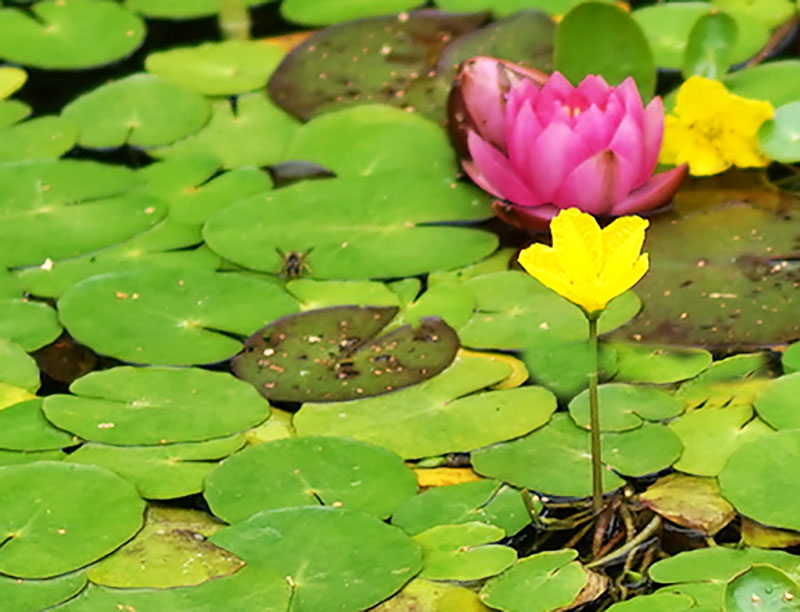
[276,247,313,280]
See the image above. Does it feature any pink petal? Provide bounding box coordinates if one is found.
[525,121,591,202]
[608,114,645,187]
[492,200,558,231]
[641,96,664,178]
[459,57,511,149]
[577,74,612,107]
[506,101,543,178]
[603,95,625,133]
[574,104,616,154]
[610,164,688,215]
[466,131,542,207]
[534,72,575,119]
[612,77,645,130]
[552,149,638,215]
[505,79,539,126]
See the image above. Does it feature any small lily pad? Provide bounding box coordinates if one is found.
[724,60,800,108]
[0,571,86,612]
[0,116,76,162]
[0,399,77,451]
[233,305,458,402]
[210,506,422,612]
[479,549,590,612]
[0,270,62,351]
[682,10,738,80]
[203,174,496,280]
[606,592,695,612]
[371,578,491,612]
[472,414,682,498]
[204,435,417,522]
[67,435,246,499]
[0,66,26,100]
[57,268,298,365]
[280,0,423,26]
[719,429,800,531]
[294,352,557,459]
[0,99,31,128]
[414,522,516,581]
[610,343,713,384]
[63,73,210,149]
[86,506,244,588]
[0,338,40,391]
[391,479,531,537]
[145,40,286,96]
[43,366,270,445]
[783,342,800,374]
[726,565,800,611]
[676,353,773,410]
[755,372,800,430]
[125,0,274,19]
[639,473,736,536]
[569,383,684,432]
[0,461,145,578]
[0,449,65,467]
[150,93,300,169]
[649,546,800,585]
[0,0,145,70]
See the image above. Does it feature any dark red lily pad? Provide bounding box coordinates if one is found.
[233,305,459,402]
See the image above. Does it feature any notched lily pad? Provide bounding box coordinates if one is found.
[233,305,459,402]
[726,565,800,611]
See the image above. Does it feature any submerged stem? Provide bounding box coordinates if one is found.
[588,315,602,514]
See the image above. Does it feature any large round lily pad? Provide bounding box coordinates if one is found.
[210,506,422,612]
[0,462,144,578]
[233,305,459,402]
[145,40,286,96]
[0,0,146,70]
[204,436,417,522]
[204,174,496,280]
[610,343,713,384]
[754,372,800,430]
[67,435,246,499]
[63,73,210,149]
[726,565,800,611]
[719,429,800,531]
[649,546,800,585]
[0,571,87,612]
[43,366,270,445]
[57,268,298,365]
[294,352,557,459]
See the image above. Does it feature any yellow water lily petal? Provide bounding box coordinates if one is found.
[0,67,27,100]
[660,75,774,176]
[518,208,649,316]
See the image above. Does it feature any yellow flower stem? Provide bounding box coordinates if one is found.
[587,313,603,514]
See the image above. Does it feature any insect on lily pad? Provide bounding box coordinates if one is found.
[276,247,313,280]
[233,305,460,402]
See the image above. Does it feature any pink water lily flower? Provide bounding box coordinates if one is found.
[449,57,687,230]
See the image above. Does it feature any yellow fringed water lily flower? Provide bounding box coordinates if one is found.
[659,76,774,176]
[517,208,649,316]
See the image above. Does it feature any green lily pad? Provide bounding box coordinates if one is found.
[0,116,76,162]
[267,11,487,122]
[569,383,684,432]
[63,73,210,149]
[606,592,696,612]
[639,473,736,536]
[610,343,713,384]
[479,549,590,612]
[676,353,773,410]
[458,271,641,350]
[43,366,270,445]
[0,270,62,351]
[0,99,32,128]
[632,3,767,70]
[0,449,65,466]
[14,220,220,299]
[0,66,26,100]
[713,0,796,30]
[54,565,291,611]
[57,268,298,365]
[682,10,738,80]
[289,279,401,311]
[650,546,800,585]
[210,506,422,612]
[434,0,615,16]
[285,104,457,178]
[414,522,516,581]
[280,0,423,26]
[755,373,800,430]
[149,93,300,169]
[0,399,77,451]
[668,403,773,476]
[555,2,655,98]
[726,564,800,611]
[145,40,285,96]
[233,305,458,402]
[203,174,496,280]
[719,429,800,531]
[0,0,145,70]
[472,414,682,498]
[124,0,274,19]
[784,342,800,374]
[392,479,530,537]
[0,461,144,578]
[371,578,491,612]
[724,60,800,109]
[0,338,40,391]
[759,102,800,164]
[204,435,417,522]
[294,352,557,459]
[67,435,246,499]
[0,571,87,612]
[87,506,243,588]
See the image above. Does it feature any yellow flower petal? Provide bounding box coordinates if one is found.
[673,76,729,124]
[599,216,648,277]
[517,243,574,300]
[599,253,649,305]
[549,208,602,283]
